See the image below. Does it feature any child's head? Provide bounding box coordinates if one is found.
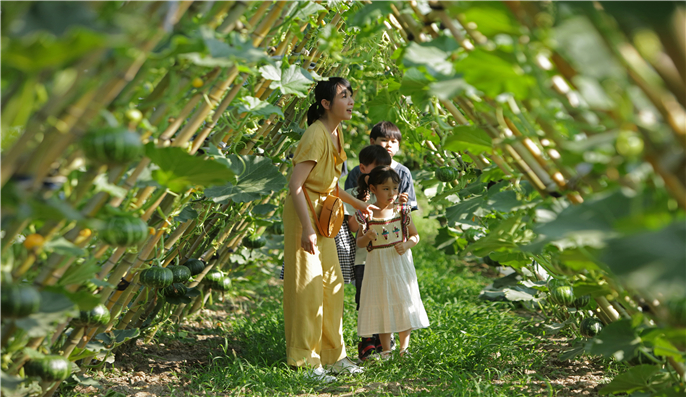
[307,78,354,126]
[369,121,402,158]
[358,145,391,174]
[356,165,400,202]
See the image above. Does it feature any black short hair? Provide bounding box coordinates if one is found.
[370,121,402,142]
[358,145,391,167]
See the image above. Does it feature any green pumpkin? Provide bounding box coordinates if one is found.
[184,259,206,276]
[168,265,191,283]
[25,355,72,382]
[100,216,148,247]
[81,127,143,165]
[163,283,188,299]
[580,317,603,338]
[204,269,224,289]
[72,304,111,327]
[1,284,41,319]
[435,166,457,182]
[242,235,267,249]
[573,295,591,309]
[666,297,686,327]
[214,276,231,292]
[139,267,174,288]
[268,222,284,235]
[549,286,575,307]
[546,278,569,291]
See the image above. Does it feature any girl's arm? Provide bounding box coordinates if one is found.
[289,161,317,255]
[347,215,359,233]
[338,188,378,216]
[394,217,419,255]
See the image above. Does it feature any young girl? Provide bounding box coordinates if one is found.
[355,166,430,357]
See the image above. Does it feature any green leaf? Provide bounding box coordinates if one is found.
[43,237,84,257]
[15,291,78,337]
[429,78,479,101]
[448,2,520,37]
[366,89,400,123]
[602,221,686,298]
[590,319,641,361]
[292,2,326,20]
[252,203,278,216]
[174,206,199,223]
[599,365,660,395]
[347,2,394,27]
[572,281,614,298]
[403,42,454,76]
[260,63,313,98]
[444,125,493,154]
[29,196,84,222]
[1,370,24,396]
[145,143,236,193]
[204,155,287,203]
[653,337,684,363]
[57,260,100,287]
[93,174,127,198]
[95,328,140,347]
[445,197,483,226]
[237,96,284,117]
[485,190,521,213]
[399,68,434,109]
[455,48,535,98]
[199,28,267,65]
[44,286,99,311]
[434,226,465,255]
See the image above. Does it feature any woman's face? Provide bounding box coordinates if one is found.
[322,84,354,122]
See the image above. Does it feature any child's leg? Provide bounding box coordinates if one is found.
[353,265,365,310]
[378,333,392,352]
[398,329,412,351]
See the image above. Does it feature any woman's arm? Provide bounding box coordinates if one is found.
[394,217,419,255]
[338,188,377,216]
[289,161,317,255]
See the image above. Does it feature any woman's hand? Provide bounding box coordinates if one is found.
[394,241,409,255]
[355,199,379,217]
[301,225,317,255]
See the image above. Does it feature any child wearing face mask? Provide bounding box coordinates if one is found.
[354,166,429,359]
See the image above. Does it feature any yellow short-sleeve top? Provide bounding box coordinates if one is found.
[291,119,347,195]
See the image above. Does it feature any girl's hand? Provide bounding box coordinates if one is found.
[364,228,378,242]
[398,193,409,204]
[394,241,409,255]
[301,226,317,255]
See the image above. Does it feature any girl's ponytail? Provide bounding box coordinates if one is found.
[306,77,353,126]
[357,173,371,201]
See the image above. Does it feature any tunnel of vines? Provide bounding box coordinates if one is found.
[1,1,685,396]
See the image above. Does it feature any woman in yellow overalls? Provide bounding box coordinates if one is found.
[283,78,376,382]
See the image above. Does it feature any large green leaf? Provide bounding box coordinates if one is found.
[145,143,235,193]
[447,2,520,37]
[292,2,326,21]
[403,42,454,76]
[15,290,78,337]
[599,365,660,395]
[429,78,479,101]
[237,96,284,117]
[259,63,313,98]
[602,221,686,298]
[444,125,493,154]
[366,89,400,124]
[590,319,641,361]
[434,226,465,255]
[399,68,434,109]
[204,155,287,203]
[43,237,84,257]
[347,2,394,27]
[455,48,535,98]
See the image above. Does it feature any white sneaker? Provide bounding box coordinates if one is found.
[304,366,335,383]
[326,357,364,375]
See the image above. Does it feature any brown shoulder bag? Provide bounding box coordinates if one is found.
[303,186,344,238]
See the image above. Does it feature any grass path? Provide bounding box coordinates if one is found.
[67,214,619,396]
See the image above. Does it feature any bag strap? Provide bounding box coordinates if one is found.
[303,188,326,236]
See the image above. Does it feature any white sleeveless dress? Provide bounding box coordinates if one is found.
[355,205,430,337]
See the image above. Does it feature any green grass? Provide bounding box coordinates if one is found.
[60,200,621,396]
[180,214,562,396]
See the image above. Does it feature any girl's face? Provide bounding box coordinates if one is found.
[370,177,399,207]
[322,84,354,122]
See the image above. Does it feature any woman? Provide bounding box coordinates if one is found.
[283,78,374,381]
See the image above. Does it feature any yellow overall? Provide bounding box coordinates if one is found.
[283,120,348,368]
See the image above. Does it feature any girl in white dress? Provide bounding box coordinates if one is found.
[355,166,430,357]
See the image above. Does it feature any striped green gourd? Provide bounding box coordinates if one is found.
[99,216,148,247]
[25,355,72,382]
[139,267,174,288]
[1,284,41,319]
[72,303,111,327]
[81,127,143,165]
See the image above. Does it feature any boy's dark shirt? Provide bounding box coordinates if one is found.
[345,163,418,211]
